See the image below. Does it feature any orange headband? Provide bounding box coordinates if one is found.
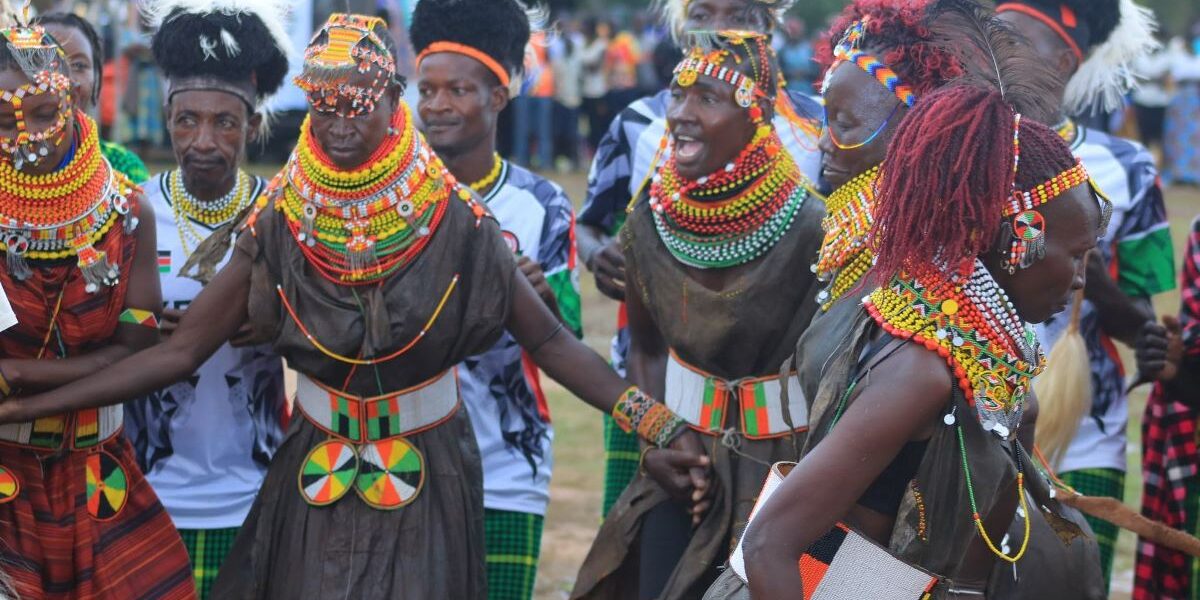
[416,41,511,87]
[994,3,1084,60]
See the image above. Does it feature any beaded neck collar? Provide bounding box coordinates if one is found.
[647,125,809,269]
[863,260,1044,439]
[814,165,879,311]
[271,103,483,285]
[0,112,137,292]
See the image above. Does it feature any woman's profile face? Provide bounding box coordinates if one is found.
[988,184,1102,324]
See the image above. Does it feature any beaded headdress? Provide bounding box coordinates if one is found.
[296,14,398,119]
[673,31,774,122]
[823,17,916,108]
[1000,113,1112,272]
[0,3,71,171]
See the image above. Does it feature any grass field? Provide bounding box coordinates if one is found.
[532,174,1200,600]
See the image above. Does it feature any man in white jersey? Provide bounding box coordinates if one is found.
[122,2,291,597]
[411,1,582,598]
[998,0,1176,591]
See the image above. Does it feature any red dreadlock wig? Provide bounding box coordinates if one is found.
[869,84,1077,277]
[816,0,966,97]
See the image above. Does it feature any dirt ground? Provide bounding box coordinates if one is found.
[534,174,1200,600]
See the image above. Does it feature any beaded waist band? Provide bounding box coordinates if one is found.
[295,368,460,442]
[664,351,807,439]
[294,369,459,511]
[0,406,122,450]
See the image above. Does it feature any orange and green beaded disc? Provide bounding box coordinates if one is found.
[354,438,424,510]
[86,451,127,520]
[0,464,18,503]
[299,439,359,506]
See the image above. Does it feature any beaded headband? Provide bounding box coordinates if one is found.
[0,9,72,171]
[1002,113,1111,271]
[416,41,511,88]
[673,31,774,121]
[296,14,397,118]
[825,17,916,108]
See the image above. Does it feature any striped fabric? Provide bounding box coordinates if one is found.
[664,353,807,438]
[484,508,544,600]
[1060,468,1124,589]
[179,527,239,600]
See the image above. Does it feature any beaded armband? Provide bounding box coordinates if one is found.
[613,387,687,448]
[118,308,159,329]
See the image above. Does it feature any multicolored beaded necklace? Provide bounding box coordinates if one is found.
[814,165,878,310]
[648,125,808,269]
[168,168,253,256]
[863,259,1042,563]
[0,112,137,292]
[864,259,1043,436]
[274,103,480,285]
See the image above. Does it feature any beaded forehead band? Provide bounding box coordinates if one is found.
[0,13,72,171]
[296,14,397,118]
[673,31,773,121]
[1001,113,1112,272]
[825,17,916,108]
[416,41,511,88]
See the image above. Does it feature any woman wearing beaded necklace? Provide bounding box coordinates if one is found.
[571,31,824,600]
[0,12,195,600]
[118,2,290,597]
[34,12,150,184]
[721,78,1112,597]
[0,13,696,599]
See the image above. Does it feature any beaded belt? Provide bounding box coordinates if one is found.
[0,406,129,521]
[294,368,459,510]
[664,351,807,439]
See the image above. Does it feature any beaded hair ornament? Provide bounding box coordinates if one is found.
[673,31,773,122]
[295,14,398,119]
[1000,113,1113,273]
[0,4,71,171]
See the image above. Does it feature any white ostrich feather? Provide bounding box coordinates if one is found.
[1063,0,1160,114]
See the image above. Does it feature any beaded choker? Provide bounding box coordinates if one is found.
[814,165,878,311]
[648,125,808,269]
[864,260,1043,438]
[168,168,254,256]
[274,103,481,285]
[0,112,138,292]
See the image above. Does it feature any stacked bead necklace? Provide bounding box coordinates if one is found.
[168,168,253,256]
[277,104,476,285]
[0,112,137,292]
[813,165,879,310]
[863,259,1043,564]
[648,125,808,269]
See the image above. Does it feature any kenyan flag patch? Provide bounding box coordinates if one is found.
[157,250,171,273]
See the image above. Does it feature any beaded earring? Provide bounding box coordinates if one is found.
[1000,113,1091,273]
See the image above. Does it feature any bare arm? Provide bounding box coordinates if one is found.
[1,198,163,391]
[0,250,253,422]
[1085,249,1154,347]
[508,272,628,413]
[743,343,951,599]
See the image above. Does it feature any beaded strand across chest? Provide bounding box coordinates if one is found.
[648,127,809,269]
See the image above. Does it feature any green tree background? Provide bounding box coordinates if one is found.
[582,0,1199,37]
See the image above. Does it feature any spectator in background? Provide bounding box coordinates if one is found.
[580,18,611,153]
[552,19,585,172]
[1165,31,1200,186]
[513,30,556,169]
[778,17,816,93]
[1132,36,1173,148]
[603,27,641,120]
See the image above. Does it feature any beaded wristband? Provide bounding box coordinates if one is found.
[613,387,687,448]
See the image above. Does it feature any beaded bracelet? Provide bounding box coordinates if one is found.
[613,386,687,448]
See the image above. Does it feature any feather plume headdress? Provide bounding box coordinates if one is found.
[1062,0,1159,114]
